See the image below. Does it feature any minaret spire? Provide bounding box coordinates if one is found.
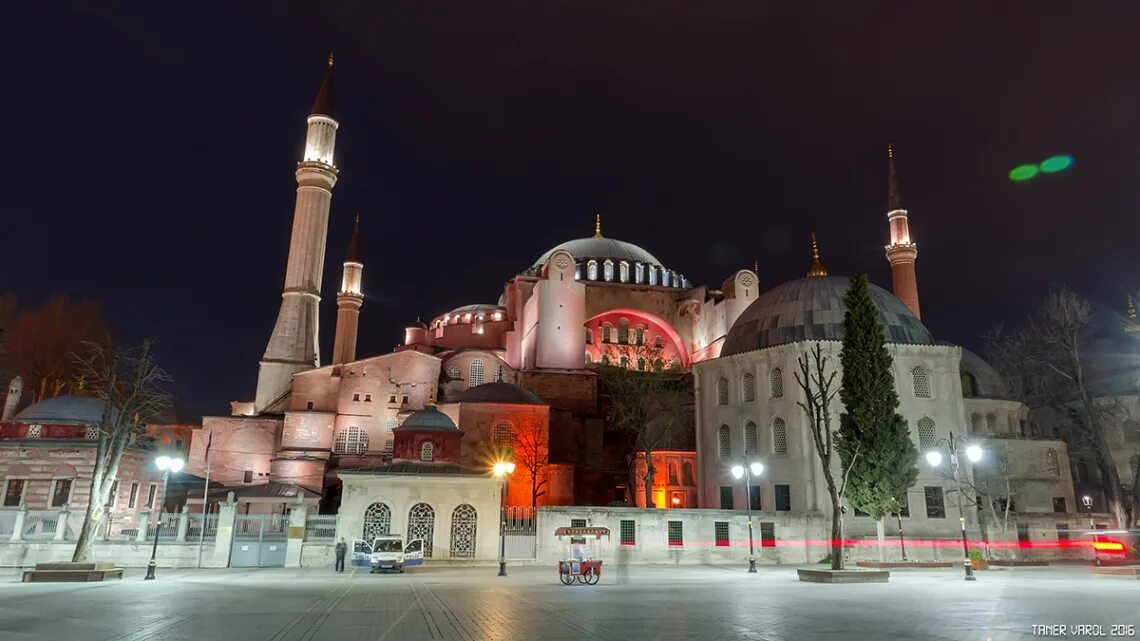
[593,213,602,238]
[333,214,364,365]
[255,58,341,410]
[884,144,921,319]
[806,233,828,277]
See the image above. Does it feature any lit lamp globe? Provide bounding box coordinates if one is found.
[964,445,983,463]
[156,455,185,473]
[749,462,764,477]
[924,450,943,467]
[730,465,744,479]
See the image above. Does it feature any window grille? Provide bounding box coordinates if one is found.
[912,367,931,398]
[667,521,683,546]
[363,502,392,539]
[334,426,369,455]
[772,418,788,456]
[668,462,680,485]
[716,377,729,405]
[769,368,784,398]
[635,327,645,345]
[1046,448,1060,476]
[469,359,485,387]
[492,422,515,446]
[407,503,435,557]
[760,522,776,547]
[742,373,756,402]
[601,324,611,343]
[714,522,730,547]
[26,424,41,438]
[718,425,732,458]
[681,462,695,486]
[421,442,434,461]
[449,505,477,557]
[917,417,936,451]
[744,421,759,456]
[774,485,791,511]
[620,519,636,545]
[924,486,945,518]
[385,417,396,432]
[617,319,629,344]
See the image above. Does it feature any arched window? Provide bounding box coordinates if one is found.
[385,417,397,432]
[619,261,630,283]
[744,421,759,456]
[601,324,612,343]
[1122,419,1139,444]
[601,354,611,365]
[718,425,732,458]
[986,414,996,432]
[587,260,598,280]
[742,373,756,402]
[334,426,369,455]
[407,503,436,557]
[681,462,695,486]
[635,327,645,345]
[960,372,978,397]
[635,262,645,283]
[917,417,936,451]
[617,319,629,344]
[648,265,659,286]
[421,441,434,462]
[450,504,478,558]
[970,413,982,434]
[585,352,593,365]
[469,359,485,387]
[636,357,646,371]
[912,366,931,398]
[716,377,729,405]
[668,462,680,485]
[619,355,629,369]
[1046,449,1060,476]
[770,368,784,398]
[603,260,614,281]
[654,335,663,348]
[771,417,788,456]
[585,328,592,344]
[492,422,515,446]
[363,502,392,540]
[653,358,665,372]
[447,367,460,381]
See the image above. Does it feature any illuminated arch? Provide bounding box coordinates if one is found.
[584,308,690,369]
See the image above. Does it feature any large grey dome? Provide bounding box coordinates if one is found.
[13,395,118,425]
[958,348,1009,399]
[722,276,933,356]
[531,237,663,271]
[459,382,543,405]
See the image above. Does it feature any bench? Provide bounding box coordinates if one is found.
[22,562,124,583]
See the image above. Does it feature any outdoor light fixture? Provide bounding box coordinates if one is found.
[492,460,515,577]
[145,453,185,581]
[731,461,765,573]
[924,432,985,581]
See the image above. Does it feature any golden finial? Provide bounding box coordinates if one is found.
[328,52,335,67]
[593,213,602,238]
[888,143,894,159]
[1129,296,1137,321]
[806,233,828,277]
[355,212,360,224]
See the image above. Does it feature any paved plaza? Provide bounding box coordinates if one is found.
[0,564,1136,641]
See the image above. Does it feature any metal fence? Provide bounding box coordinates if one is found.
[146,512,180,541]
[0,509,17,538]
[22,510,60,540]
[304,515,337,542]
[188,513,219,542]
[103,512,142,540]
[503,506,537,559]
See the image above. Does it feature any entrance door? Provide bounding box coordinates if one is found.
[229,514,290,567]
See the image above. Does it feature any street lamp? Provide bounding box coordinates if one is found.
[1081,495,1100,567]
[730,461,764,573]
[924,430,983,581]
[492,460,516,577]
[144,453,185,581]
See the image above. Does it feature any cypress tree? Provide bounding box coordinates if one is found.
[836,274,918,520]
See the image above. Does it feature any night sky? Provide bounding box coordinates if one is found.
[2,2,1138,418]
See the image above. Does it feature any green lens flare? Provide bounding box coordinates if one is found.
[1009,164,1038,182]
[1039,155,1073,173]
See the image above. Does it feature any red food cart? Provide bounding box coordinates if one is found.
[554,526,610,585]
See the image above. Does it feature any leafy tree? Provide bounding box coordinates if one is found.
[5,295,107,403]
[836,274,919,555]
[71,340,172,562]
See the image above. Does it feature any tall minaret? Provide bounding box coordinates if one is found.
[884,144,921,319]
[255,55,339,410]
[332,214,363,365]
[2,375,21,421]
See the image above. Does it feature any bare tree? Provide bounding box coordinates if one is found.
[988,289,1129,527]
[598,349,690,508]
[5,295,107,403]
[512,414,550,508]
[794,342,858,570]
[71,340,172,562]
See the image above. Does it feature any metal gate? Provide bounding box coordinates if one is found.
[230,514,290,567]
[503,506,536,559]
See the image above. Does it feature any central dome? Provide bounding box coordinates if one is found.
[722,276,933,356]
[531,237,663,271]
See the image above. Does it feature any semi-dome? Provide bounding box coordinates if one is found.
[395,405,458,432]
[722,276,933,356]
[13,395,117,425]
[458,382,544,405]
[958,348,1010,399]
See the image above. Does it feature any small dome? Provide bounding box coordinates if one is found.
[531,237,663,272]
[395,405,458,432]
[406,319,428,329]
[458,382,544,405]
[958,348,1009,399]
[722,275,933,356]
[13,395,117,425]
[449,303,503,315]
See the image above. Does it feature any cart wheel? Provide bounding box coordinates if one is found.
[583,568,600,585]
[559,571,574,585]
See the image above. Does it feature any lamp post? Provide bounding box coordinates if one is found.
[493,460,515,577]
[924,431,983,581]
[1082,495,1099,567]
[730,461,764,573]
[145,454,184,581]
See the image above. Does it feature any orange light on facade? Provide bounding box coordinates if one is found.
[671,496,680,506]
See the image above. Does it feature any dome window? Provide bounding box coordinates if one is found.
[421,441,434,462]
[603,260,614,282]
[619,261,630,283]
[587,260,598,280]
[648,266,659,286]
[634,262,645,283]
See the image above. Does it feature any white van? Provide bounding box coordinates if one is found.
[351,535,425,573]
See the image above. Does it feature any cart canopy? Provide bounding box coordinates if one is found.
[554,526,611,538]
